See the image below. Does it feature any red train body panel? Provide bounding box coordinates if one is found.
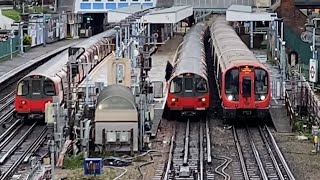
[210,15,271,120]
[14,31,116,119]
[166,22,210,118]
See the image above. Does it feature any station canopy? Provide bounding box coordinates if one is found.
[226,5,277,22]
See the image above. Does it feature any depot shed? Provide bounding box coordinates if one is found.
[95,84,137,122]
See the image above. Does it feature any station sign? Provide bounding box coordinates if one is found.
[309,59,318,83]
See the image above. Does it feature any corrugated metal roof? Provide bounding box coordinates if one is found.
[174,0,255,10]
[109,5,151,14]
[96,84,135,107]
[148,5,191,14]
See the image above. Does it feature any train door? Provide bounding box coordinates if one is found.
[239,68,255,108]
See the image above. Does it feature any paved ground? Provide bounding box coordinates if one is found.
[0,39,81,79]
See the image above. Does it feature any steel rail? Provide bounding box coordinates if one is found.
[0,125,47,180]
[246,126,268,180]
[258,125,285,180]
[183,119,190,166]
[163,122,176,180]
[265,126,295,180]
[0,122,37,164]
[0,119,21,142]
[206,119,212,163]
[232,126,250,180]
[199,119,204,180]
[0,91,15,104]
[0,108,14,124]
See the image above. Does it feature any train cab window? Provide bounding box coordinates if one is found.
[242,76,251,97]
[31,80,41,95]
[196,78,207,93]
[17,80,29,96]
[43,80,56,96]
[255,68,268,94]
[170,78,182,93]
[185,78,193,92]
[225,68,239,95]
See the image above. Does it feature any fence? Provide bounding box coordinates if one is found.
[0,36,20,60]
[285,72,320,126]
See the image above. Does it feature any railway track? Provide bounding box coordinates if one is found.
[233,124,295,180]
[0,122,48,180]
[161,118,211,180]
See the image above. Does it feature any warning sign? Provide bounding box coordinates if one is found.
[309,59,318,83]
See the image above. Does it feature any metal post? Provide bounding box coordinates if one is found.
[80,119,83,152]
[85,64,89,105]
[10,36,13,60]
[50,139,55,180]
[147,23,150,44]
[54,0,57,12]
[250,21,254,49]
[313,26,316,59]
[43,13,47,47]
[20,22,23,54]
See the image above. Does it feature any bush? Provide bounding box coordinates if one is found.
[23,34,32,46]
[63,153,84,170]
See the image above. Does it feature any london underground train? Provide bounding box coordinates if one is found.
[166,22,210,119]
[210,15,271,121]
[14,30,115,120]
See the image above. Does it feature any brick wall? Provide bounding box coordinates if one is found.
[277,0,308,34]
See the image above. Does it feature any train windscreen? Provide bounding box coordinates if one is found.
[242,76,251,97]
[255,68,268,100]
[17,80,29,96]
[44,80,56,96]
[170,78,182,93]
[196,78,208,93]
[225,68,239,101]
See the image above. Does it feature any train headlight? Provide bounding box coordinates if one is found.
[201,98,206,102]
[227,95,233,101]
[20,100,26,105]
[171,98,176,102]
[260,95,266,100]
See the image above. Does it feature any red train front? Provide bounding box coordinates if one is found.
[221,66,270,119]
[167,73,210,118]
[14,75,58,119]
[166,21,210,119]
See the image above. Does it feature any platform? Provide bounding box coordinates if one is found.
[253,49,291,133]
[149,35,184,137]
[0,39,81,85]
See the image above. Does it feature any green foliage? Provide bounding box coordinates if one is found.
[23,34,32,46]
[63,153,84,170]
[2,9,21,21]
[63,168,118,180]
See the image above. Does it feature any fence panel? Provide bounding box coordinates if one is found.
[0,36,21,60]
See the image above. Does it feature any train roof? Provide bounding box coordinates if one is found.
[171,22,208,79]
[210,15,267,71]
[26,29,116,77]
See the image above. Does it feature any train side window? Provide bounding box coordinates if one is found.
[31,80,41,95]
[17,80,29,96]
[196,78,207,93]
[185,78,193,92]
[43,80,56,96]
[225,68,239,95]
[170,78,182,93]
[254,68,268,94]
